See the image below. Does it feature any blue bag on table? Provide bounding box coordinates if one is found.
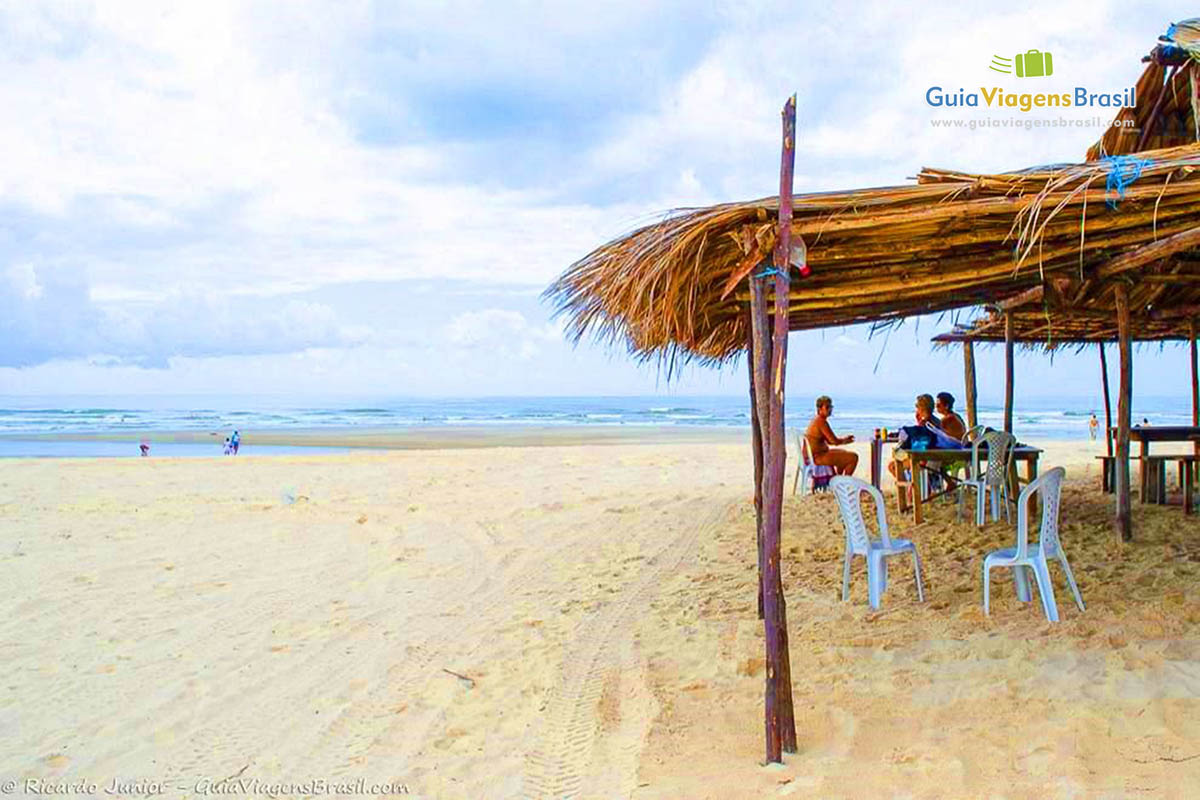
[897,425,936,450]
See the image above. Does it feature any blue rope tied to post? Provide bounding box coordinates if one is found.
[753,264,784,279]
[1102,155,1152,209]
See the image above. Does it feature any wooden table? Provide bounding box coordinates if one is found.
[892,446,1043,525]
[1128,426,1200,505]
[870,433,900,489]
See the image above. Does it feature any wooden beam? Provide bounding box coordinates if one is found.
[1143,261,1185,308]
[746,309,765,621]
[968,313,1008,337]
[1071,278,1095,306]
[1095,225,1200,279]
[963,340,978,429]
[1115,285,1133,541]
[1136,64,1180,150]
[1150,303,1200,321]
[1045,277,1072,306]
[1004,312,1015,434]
[1100,343,1113,457]
[1137,273,1200,283]
[993,284,1045,311]
[759,94,798,764]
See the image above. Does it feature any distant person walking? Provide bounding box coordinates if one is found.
[139,439,150,457]
[231,430,240,455]
[1089,413,1099,441]
[223,437,232,455]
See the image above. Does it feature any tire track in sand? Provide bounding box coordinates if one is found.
[521,500,730,799]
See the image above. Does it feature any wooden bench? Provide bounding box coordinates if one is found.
[1142,455,1170,505]
[1147,454,1200,514]
[1100,454,1200,513]
[1096,455,1116,494]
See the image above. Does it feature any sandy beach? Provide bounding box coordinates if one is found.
[3,432,1199,798]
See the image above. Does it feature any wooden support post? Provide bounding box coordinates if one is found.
[963,340,978,429]
[746,313,765,620]
[1100,344,1113,457]
[1192,319,1198,457]
[757,95,799,763]
[1003,312,1015,434]
[748,266,777,755]
[1115,286,1133,541]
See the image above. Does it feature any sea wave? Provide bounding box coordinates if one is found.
[0,396,1188,439]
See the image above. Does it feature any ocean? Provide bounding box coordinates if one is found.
[0,394,1191,458]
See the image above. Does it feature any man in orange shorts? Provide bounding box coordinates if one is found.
[805,395,857,475]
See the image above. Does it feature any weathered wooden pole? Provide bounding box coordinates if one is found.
[1191,319,1198,456]
[1100,343,1113,457]
[963,340,978,429]
[747,310,765,621]
[756,94,799,763]
[1115,285,1133,541]
[748,258,778,756]
[1003,312,1015,434]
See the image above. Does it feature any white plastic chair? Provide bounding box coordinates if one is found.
[982,467,1084,623]
[831,476,925,610]
[963,425,987,444]
[792,433,835,495]
[957,430,1016,525]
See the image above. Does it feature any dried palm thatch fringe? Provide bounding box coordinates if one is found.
[545,144,1200,373]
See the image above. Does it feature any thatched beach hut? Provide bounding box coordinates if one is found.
[546,22,1200,764]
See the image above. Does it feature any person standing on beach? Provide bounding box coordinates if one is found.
[805,396,857,475]
[1089,413,1099,441]
[231,430,240,455]
[223,437,232,455]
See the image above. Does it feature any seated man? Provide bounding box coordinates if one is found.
[805,395,857,476]
[935,392,967,442]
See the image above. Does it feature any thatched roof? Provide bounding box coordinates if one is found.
[1088,19,1200,159]
[928,20,1200,350]
[546,144,1200,368]
[931,291,1199,349]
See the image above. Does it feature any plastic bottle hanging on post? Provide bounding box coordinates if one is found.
[790,238,810,278]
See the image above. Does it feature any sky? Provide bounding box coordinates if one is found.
[0,0,1195,403]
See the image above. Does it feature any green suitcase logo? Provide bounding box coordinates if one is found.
[1015,49,1053,78]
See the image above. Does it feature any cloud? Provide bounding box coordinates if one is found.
[444,308,560,360]
[0,0,1185,385]
[0,262,365,367]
